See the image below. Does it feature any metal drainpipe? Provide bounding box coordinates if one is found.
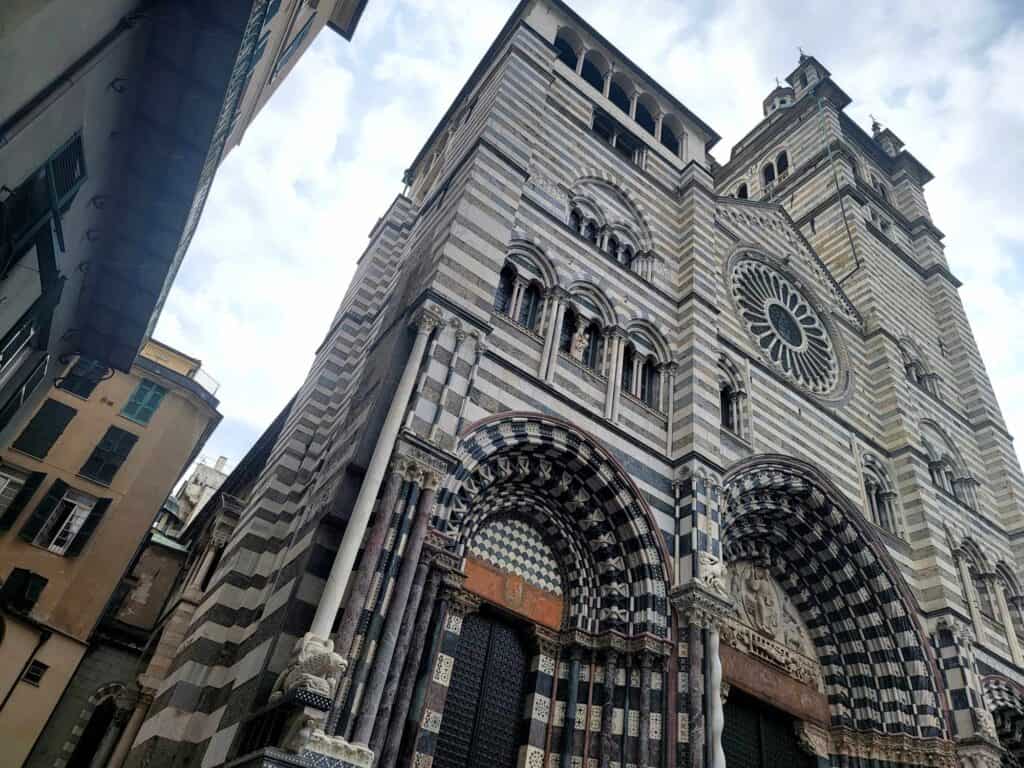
[0,625,51,711]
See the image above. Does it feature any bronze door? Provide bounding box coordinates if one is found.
[433,613,528,768]
[722,687,815,768]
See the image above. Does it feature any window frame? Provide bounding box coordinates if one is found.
[121,378,167,425]
[36,487,97,556]
[79,426,138,485]
[11,398,76,460]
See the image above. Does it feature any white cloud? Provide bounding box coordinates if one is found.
[158,0,1024,470]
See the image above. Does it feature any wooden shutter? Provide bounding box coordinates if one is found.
[65,497,111,556]
[81,427,137,484]
[0,470,44,531]
[18,478,67,543]
[12,399,76,458]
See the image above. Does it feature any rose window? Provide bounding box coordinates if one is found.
[731,258,839,395]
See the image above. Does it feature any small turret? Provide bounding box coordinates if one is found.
[762,82,796,116]
[872,119,905,158]
[786,51,831,100]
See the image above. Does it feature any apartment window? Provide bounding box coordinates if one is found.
[0,567,48,613]
[20,480,110,556]
[121,379,167,424]
[0,354,49,436]
[0,308,39,380]
[80,427,137,484]
[58,358,108,399]
[12,398,76,459]
[22,660,48,686]
[0,465,43,532]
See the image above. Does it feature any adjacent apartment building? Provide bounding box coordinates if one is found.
[0,339,220,766]
[0,0,369,448]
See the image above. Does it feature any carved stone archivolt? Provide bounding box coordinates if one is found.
[719,559,824,691]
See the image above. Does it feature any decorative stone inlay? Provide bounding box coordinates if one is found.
[280,718,373,767]
[444,612,463,635]
[433,653,454,686]
[731,257,839,395]
[553,700,566,727]
[524,745,545,768]
[538,653,556,676]
[467,517,563,595]
[720,559,823,691]
[649,712,662,740]
[575,703,588,730]
[422,708,442,733]
[531,693,551,722]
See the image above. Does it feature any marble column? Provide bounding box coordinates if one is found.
[600,649,619,768]
[707,629,725,768]
[560,648,582,768]
[373,564,443,763]
[664,363,677,457]
[639,653,653,768]
[88,702,130,768]
[332,468,405,664]
[351,471,439,745]
[957,553,985,633]
[310,309,440,641]
[428,327,466,442]
[992,578,1024,667]
[543,291,567,382]
[603,331,622,420]
[106,689,152,768]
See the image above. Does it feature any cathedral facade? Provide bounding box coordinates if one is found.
[128,2,1024,767]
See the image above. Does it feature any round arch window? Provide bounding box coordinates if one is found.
[730,257,840,395]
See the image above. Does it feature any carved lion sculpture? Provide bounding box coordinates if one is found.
[270,633,346,702]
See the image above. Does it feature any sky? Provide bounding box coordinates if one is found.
[155,0,1024,471]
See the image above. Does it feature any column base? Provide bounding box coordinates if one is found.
[230,745,372,768]
[283,723,374,768]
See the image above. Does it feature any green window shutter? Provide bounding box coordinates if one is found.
[12,399,76,458]
[122,379,166,424]
[0,471,44,531]
[65,497,110,557]
[80,427,137,484]
[19,479,67,543]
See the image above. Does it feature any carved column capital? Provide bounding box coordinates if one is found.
[531,625,562,657]
[414,308,443,335]
[447,588,482,617]
[794,721,830,758]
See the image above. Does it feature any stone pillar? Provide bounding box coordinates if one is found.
[664,363,677,457]
[600,649,619,768]
[670,553,734,768]
[429,327,466,443]
[89,700,132,768]
[654,113,664,142]
[992,578,1024,667]
[454,333,485,437]
[351,470,440,745]
[543,290,567,382]
[519,628,559,768]
[560,647,582,768]
[706,629,725,768]
[376,566,444,767]
[106,688,152,768]
[332,468,405,666]
[188,546,217,591]
[957,552,985,633]
[603,331,622,420]
[311,309,440,640]
[638,652,653,768]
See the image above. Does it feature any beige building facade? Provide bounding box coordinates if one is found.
[0,339,220,766]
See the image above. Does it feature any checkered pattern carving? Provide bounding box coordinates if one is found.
[722,456,946,739]
[982,675,1024,759]
[468,516,564,595]
[437,415,671,638]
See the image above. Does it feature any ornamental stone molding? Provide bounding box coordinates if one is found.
[670,575,735,630]
[280,717,374,767]
[794,721,830,758]
[270,633,346,704]
[827,728,958,767]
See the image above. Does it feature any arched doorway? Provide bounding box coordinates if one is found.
[433,612,528,768]
[67,695,117,768]
[723,687,814,768]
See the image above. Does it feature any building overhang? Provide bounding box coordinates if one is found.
[327,0,370,40]
[76,1,258,373]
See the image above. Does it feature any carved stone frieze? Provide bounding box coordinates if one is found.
[828,727,957,768]
[717,559,823,690]
[281,714,374,767]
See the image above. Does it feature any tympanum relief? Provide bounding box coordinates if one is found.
[720,560,824,691]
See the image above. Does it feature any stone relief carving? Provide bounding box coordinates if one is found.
[270,633,346,702]
[720,559,823,691]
